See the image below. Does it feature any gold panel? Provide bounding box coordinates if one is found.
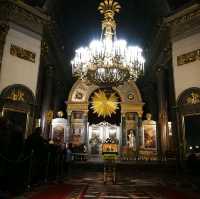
[67,103,88,113]
[177,49,200,66]
[7,89,25,102]
[45,110,54,124]
[10,44,36,63]
[186,92,200,105]
[121,102,144,116]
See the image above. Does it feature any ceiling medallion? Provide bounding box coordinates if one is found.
[91,90,119,118]
[71,0,145,87]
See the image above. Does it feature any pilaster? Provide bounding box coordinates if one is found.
[41,64,55,139]
[156,66,168,160]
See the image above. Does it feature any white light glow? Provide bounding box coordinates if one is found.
[71,38,145,83]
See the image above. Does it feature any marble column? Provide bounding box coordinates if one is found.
[135,113,140,160]
[121,113,126,146]
[83,112,88,147]
[41,64,55,139]
[156,66,168,161]
[0,23,9,71]
[138,115,143,158]
[67,112,72,143]
[172,106,184,169]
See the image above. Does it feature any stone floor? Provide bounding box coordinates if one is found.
[16,163,200,199]
[67,163,200,199]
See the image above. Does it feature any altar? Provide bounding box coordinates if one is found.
[63,79,158,160]
[88,122,121,155]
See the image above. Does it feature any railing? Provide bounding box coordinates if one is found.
[71,153,88,161]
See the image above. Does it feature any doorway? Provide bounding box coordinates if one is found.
[184,115,200,148]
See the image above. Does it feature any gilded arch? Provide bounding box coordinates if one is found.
[67,79,144,116]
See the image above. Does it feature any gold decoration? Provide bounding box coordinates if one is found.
[91,90,118,118]
[10,44,36,63]
[186,92,200,105]
[7,90,24,101]
[98,0,121,39]
[57,111,64,118]
[177,49,200,66]
[45,111,53,124]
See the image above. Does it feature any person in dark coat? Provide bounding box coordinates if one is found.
[24,127,48,184]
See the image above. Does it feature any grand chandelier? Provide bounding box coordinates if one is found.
[71,0,145,87]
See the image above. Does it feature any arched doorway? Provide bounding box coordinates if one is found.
[0,84,35,138]
[177,87,200,158]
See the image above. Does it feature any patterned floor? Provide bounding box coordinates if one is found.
[15,166,200,199]
[67,170,200,199]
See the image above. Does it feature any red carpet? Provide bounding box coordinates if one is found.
[29,184,73,199]
[160,187,199,199]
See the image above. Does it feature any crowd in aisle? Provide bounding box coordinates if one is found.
[0,117,71,198]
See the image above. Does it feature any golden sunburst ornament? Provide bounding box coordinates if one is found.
[91,90,119,118]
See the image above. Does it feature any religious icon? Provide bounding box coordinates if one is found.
[89,132,102,154]
[144,127,156,148]
[53,125,65,145]
[143,113,157,149]
[109,131,119,144]
[127,129,136,150]
[71,128,82,146]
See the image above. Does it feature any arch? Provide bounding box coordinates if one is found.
[67,79,144,116]
[177,87,200,106]
[68,79,143,104]
[1,84,35,104]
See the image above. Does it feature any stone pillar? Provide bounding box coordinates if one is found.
[41,64,55,139]
[172,106,184,170]
[0,23,9,71]
[156,66,168,161]
[121,113,126,146]
[138,115,143,158]
[83,112,88,147]
[135,113,140,160]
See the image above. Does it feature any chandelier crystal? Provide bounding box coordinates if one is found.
[71,0,145,87]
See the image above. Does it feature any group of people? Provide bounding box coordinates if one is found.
[0,117,71,196]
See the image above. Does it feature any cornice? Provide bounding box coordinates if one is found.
[0,0,51,35]
[165,3,200,26]
[164,3,200,42]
